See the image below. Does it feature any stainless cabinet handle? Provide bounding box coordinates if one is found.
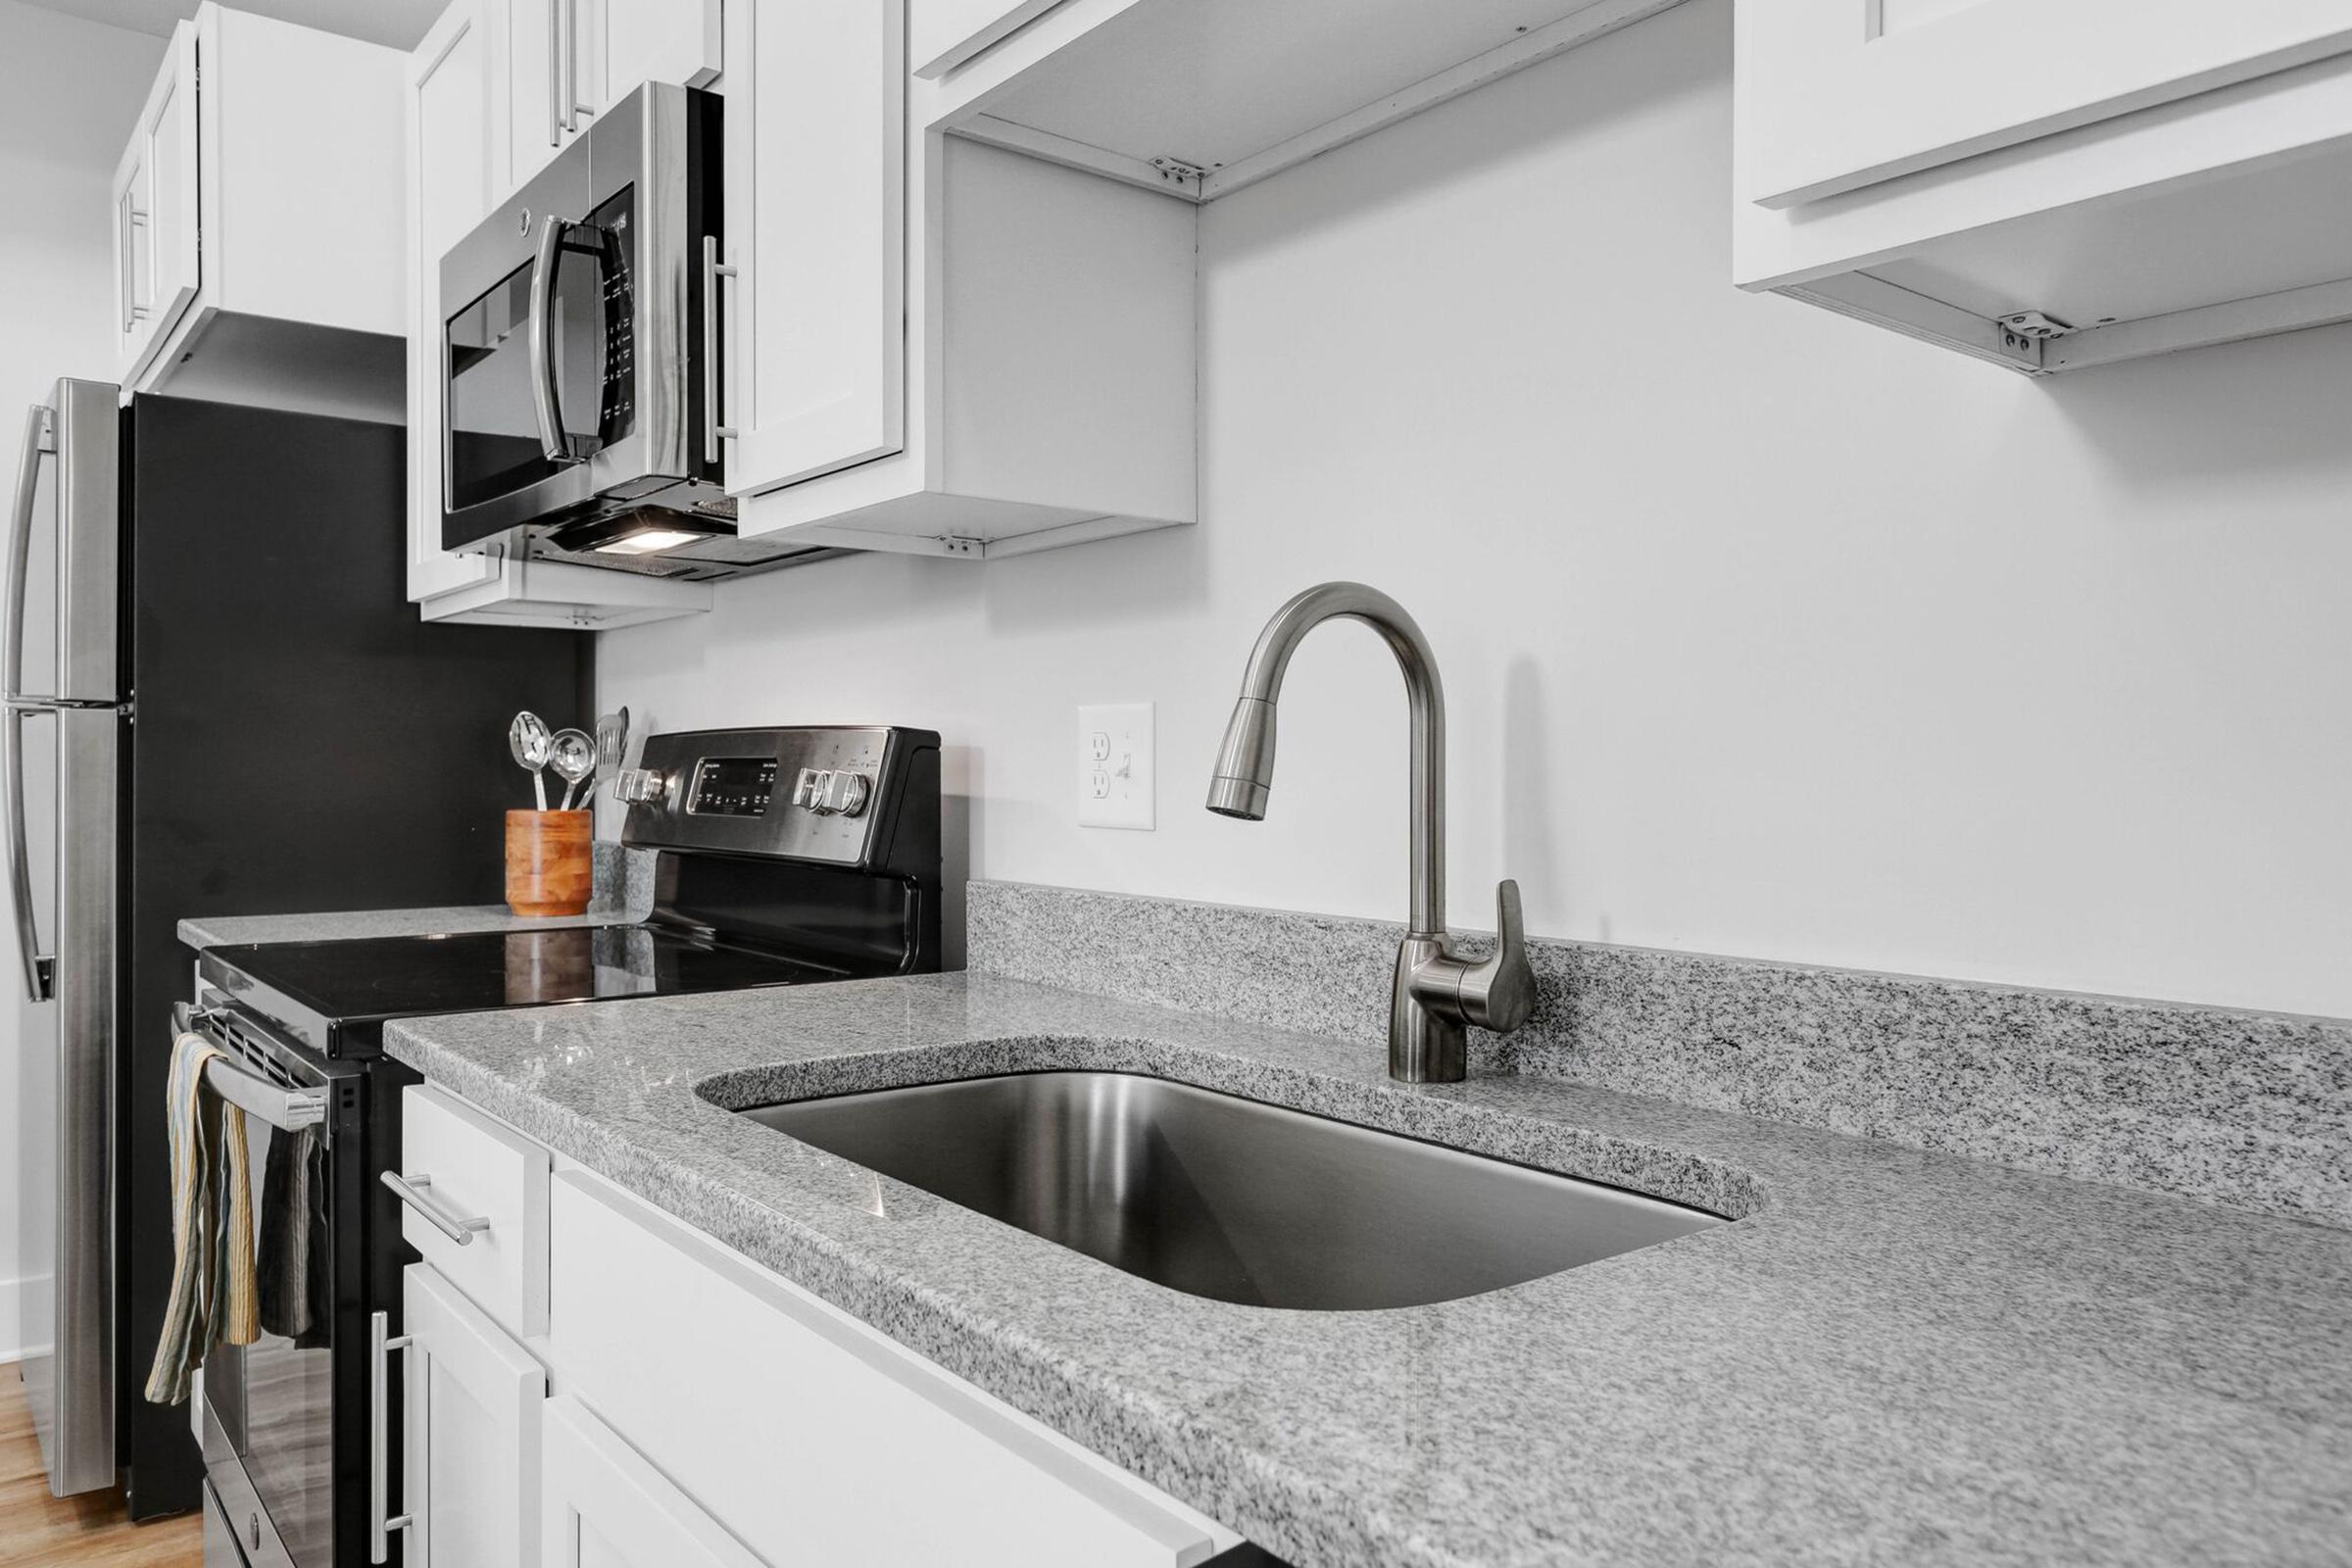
[702,235,738,466]
[566,0,595,128]
[545,0,563,147]
[381,1171,491,1246]
[122,209,150,332]
[369,1310,413,1563]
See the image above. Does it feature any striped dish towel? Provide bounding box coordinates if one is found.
[145,1031,261,1405]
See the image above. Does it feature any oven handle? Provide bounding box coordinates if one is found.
[370,1310,414,1564]
[381,1170,492,1246]
[171,1001,330,1133]
[527,215,605,468]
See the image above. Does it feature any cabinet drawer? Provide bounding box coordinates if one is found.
[396,1085,551,1336]
[547,1172,1230,1567]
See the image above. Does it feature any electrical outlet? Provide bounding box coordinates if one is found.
[1077,703,1154,830]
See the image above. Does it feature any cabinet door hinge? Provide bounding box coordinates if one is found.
[1997,309,2081,353]
[1150,156,1210,188]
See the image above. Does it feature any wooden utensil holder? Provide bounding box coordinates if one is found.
[505,809,592,917]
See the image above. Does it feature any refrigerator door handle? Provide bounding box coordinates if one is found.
[6,403,55,704]
[4,703,51,1000]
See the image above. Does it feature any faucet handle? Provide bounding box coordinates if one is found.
[1457,879,1537,1033]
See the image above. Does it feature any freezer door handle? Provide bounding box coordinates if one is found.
[4,704,51,1000]
[6,404,54,705]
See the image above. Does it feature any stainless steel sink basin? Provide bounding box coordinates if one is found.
[737,1070,1724,1309]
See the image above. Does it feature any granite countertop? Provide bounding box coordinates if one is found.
[177,846,655,952]
[176,905,619,950]
[384,973,2352,1568]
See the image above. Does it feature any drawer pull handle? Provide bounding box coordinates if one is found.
[381,1171,491,1246]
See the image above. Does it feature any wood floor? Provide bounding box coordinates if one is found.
[1,1366,203,1566]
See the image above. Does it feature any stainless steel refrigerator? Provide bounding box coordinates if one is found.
[6,381,589,1515]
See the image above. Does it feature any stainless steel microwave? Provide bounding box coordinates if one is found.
[438,83,836,580]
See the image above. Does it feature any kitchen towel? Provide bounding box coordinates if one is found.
[258,1122,327,1346]
[145,1031,261,1405]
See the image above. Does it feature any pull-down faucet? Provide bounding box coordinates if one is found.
[1206,582,1536,1083]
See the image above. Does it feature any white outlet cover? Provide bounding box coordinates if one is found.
[1077,703,1154,830]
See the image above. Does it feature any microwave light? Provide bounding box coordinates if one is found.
[594,527,707,557]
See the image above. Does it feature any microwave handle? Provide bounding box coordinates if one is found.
[528,216,598,467]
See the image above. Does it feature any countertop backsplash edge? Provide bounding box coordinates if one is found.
[963,879,2352,1230]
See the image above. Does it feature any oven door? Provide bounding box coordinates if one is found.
[189,999,366,1568]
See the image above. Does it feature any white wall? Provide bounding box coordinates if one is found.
[599,0,2352,1021]
[0,0,165,1361]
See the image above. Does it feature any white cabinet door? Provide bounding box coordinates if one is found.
[512,0,719,186]
[404,1264,547,1568]
[574,0,721,118]
[539,1396,763,1568]
[722,0,906,495]
[1738,0,2352,208]
[407,0,507,603]
[911,0,1062,77]
[506,0,564,187]
[110,20,199,377]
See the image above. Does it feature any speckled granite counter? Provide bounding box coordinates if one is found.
[176,844,656,951]
[384,972,2352,1568]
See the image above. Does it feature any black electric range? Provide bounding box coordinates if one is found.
[178,725,940,1568]
[198,923,880,1056]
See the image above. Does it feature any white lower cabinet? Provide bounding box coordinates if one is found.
[402,1264,547,1568]
[540,1396,763,1568]
[399,1090,1240,1567]
[547,1172,1236,1566]
[407,1259,553,1568]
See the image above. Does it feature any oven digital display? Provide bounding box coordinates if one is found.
[686,758,778,817]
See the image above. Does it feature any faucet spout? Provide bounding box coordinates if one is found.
[1206,582,1535,1084]
[1203,582,1446,937]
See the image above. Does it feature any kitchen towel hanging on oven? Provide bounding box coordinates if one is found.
[258,1119,328,1346]
[144,1031,261,1405]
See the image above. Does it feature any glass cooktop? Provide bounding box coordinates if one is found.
[207,923,858,1027]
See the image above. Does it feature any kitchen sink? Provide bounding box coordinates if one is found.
[734,1070,1724,1309]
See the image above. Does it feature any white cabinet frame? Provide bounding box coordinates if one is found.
[1738,0,2352,208]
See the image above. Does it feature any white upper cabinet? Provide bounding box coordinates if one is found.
[1734,0,2352,374]
[407,0,506,606]
[722,0,1200,562]
[108,4,408,421]
[406,0,710,625]
[111,23,199,385]
[509,0,720,188]
[720,0,906,493]
[911,0,1063,77]
[733,0,1707,563]
[1738,0,2352,209]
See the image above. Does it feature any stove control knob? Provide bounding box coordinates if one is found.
[611,767,669,806]
[819,769,872,817]
[792,767,829,810]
